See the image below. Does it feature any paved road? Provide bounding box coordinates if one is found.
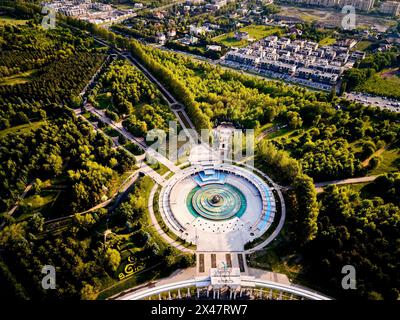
[139,162,167,186]
[120,52,221,162]
[80,170,141,214]
[158,46,330,92]
[42,159,165,227]
[122,53,178,106]
[7,183,32,216]
[80,106,168,185]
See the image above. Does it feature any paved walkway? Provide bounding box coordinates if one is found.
[0,183,33,230]
[85,104,180,173]
[80,170,140,214]
[247,267,291,285]
[139,162,166,186]
[7,183,32,216]
[315,175,379,192]
[147,183,194,253]
[256,126,278,142]
[115,266,331,300]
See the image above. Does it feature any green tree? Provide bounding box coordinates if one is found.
[80,283,98,300]
[105,248,121,272]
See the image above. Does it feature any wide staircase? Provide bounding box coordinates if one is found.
[193,166,227,186]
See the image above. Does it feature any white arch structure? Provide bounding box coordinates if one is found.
[118,277,331,300]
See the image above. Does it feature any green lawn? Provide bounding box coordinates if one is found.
[370,147,400,175]
[0,69,38,86]
[0,16,28,26]
[255,122,274,137]
[318,36,336,47]
[266,127,295,140]
[109,170,136,195]
[0,121,45,139]
[247,227,302,283]
[14,175,73,221]
[345,183,379,200]
[357,68,400,99]
[213,25,283,48]
[145,158,169,175]
[94,176,185,300]
[96,92,112,109]
[152,188,196,250]
[353,40,373,52]
[17,191,60,221]
[347,182,369,193]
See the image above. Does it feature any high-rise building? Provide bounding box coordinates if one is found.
[379,1,400,16]
[281,0,376,11]
[340,0,375,12]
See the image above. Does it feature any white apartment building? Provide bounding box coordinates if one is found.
[282,0,376,11]
[340,0,375,11]
[379,1,400,16]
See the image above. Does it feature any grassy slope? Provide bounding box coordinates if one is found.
[318,36,336,46]
[0,70,38,86]
[370,147,400,175]
[0,121,46,139]
[213,25,282,48]
[0,16,28,26]
[356,68,400,99]
[353,40,373,52]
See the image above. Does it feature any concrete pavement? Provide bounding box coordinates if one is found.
[345,92,400,112]
[147,183,194,253]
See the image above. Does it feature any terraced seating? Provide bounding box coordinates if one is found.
[193,169,227,186]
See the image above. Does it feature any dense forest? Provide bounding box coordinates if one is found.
[127,40,399,182]
[88,59,175,137]
[304,177,400,300]
[0,7,192,300]
[0,24,107,105]
[0,175,193,300]
[0,23,137,216]
[0,111,136,214]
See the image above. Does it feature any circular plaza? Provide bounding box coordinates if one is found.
[158,163,282,251]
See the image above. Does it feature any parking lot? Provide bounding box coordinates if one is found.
[345,92,400,113]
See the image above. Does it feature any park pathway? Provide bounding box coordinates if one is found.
[315,175,379,192]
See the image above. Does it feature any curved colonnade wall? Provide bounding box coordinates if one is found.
[119,277,332,301]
